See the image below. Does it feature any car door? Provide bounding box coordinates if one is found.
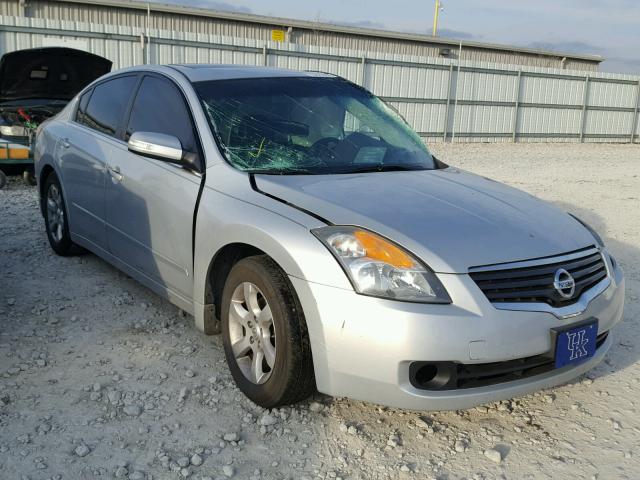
[104,74,204,302]
[58,75,138,251]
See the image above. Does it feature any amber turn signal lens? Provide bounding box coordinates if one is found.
[353,230,416,269]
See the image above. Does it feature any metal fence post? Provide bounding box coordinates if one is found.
[631,79,640,144]
[442,62,454,142]
[262,44,268,66]
[360,56,367,87]
[451,42,463,143]
[579,75,590,143]
[511,69,522,142]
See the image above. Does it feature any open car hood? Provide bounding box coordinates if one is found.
[255,168,596,273]
[0,47,112,102]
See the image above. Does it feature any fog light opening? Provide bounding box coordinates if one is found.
[415,364,439,384]
[409,362,455,390]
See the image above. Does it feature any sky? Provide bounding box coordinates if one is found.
[151,0,640,74]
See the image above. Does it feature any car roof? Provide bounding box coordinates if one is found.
[168,64,336,83]
[87,64,338,91]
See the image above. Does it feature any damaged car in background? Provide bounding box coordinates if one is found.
[0,47,111,188]
[34,65,624,410]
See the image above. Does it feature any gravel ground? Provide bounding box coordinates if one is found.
[1,143,639,480]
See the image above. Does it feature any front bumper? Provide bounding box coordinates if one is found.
[291,257,624,411]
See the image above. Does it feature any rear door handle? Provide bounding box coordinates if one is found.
[108,165,124,183]
[61,138,71,149]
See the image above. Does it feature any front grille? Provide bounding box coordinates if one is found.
[410,332,609,391]
[469,247,607,307]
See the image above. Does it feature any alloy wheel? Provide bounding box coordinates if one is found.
[228,282,277,384]
[46,184,65,243]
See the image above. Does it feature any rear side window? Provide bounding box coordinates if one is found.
[75,90,92,124]
[125,76,198,154]
[83,76,137,137]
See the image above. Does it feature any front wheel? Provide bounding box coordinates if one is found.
[221,255,315,407]
[43,172,82,256]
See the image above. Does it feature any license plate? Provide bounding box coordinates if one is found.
[554,320,598,369]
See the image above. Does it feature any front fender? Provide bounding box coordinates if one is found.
[192,176,353,334]
[193,186,352,300]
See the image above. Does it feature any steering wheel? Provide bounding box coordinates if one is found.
[311,137,341,162]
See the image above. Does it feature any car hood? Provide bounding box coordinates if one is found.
[255,168,595,273]
[0,47,112,102]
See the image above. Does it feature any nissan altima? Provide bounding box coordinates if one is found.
[34,65,624,410]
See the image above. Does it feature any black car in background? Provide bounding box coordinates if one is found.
[0,47,111,188]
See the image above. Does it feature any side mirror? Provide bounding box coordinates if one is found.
[128,131,183,164]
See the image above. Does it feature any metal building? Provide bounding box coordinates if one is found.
[0,0,603,71]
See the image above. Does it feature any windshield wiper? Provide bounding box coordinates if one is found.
[246,167,315,175]
[337,164,428,174]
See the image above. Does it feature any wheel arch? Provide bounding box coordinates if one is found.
[38,163,58,216]
[205,242,267,324]
[193,219,334,335]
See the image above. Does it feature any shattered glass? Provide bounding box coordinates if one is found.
[195,76,434,175]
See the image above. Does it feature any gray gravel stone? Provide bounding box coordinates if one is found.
[259,414,277,426]
[309,402,324,413]
[123,405,142,417]
[484,448,502,464]
[74,444,90,457]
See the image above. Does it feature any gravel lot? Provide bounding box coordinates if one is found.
[1,143,639,480]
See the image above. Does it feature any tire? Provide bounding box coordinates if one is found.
[0,170,6,189]
[221,255,315,407]
[43,172,82,256]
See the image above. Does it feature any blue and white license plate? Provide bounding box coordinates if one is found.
[554,320,598,369]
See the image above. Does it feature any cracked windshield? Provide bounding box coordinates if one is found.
[195,76,435,174]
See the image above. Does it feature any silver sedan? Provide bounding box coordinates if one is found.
[34,65,624,410]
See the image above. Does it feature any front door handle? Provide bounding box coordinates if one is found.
[61,138,71,149]
[108,165,124,183]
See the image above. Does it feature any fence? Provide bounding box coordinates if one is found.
[1,15,639,143]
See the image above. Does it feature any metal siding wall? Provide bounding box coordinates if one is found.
[368,63,449,98]
[0,14,637,143]
[390,102,446,135]
[518,108,582,135]
[0,0,19,15]
[584,110,630,136]
[520,75,585,105]
[0,0,603,71]
[588,80,636,108]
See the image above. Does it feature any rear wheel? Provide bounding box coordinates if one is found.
[221,255,315,407]
[43,172,82,256]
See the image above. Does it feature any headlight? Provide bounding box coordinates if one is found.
[568,213,604,247]
[0,125,28,136]
[312,226,451,303]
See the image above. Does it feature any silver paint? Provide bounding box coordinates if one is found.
[34,65,625,410]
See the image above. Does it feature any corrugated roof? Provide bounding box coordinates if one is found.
[51,0,603,63]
